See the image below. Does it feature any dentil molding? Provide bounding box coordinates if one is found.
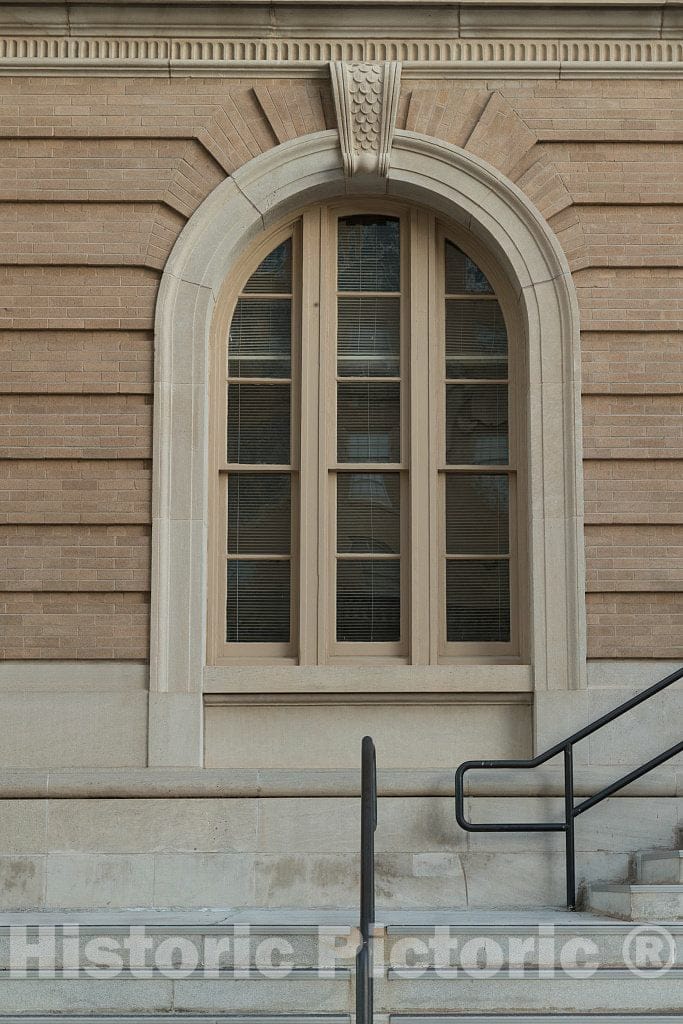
[330,61,401,176]
[0,36,682,76]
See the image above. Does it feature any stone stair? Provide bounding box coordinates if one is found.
[0,913,354,1018]
[589,846,683,920]
[379,912,683,1017]
[0,909,681,1020]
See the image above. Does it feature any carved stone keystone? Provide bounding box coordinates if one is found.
[330,60,402,177]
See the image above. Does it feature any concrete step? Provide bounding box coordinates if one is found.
[380,969,683,1014]
[0,971,353,1015]
[385,921,683,967]
[0,924,347,971]
[0,1019,350,1024]
[3,911,682,970]
[392,1018,683,1024]
[638,849,683,884]
[589,882,683,920]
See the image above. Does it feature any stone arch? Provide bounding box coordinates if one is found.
[149,129,585,766]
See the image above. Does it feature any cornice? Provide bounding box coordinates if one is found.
[0,36,682,76]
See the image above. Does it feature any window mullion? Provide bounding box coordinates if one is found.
[298,209,322,666]
[408,207,432,665]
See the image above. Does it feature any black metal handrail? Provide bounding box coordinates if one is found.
[455,665,683,909]
[357,735,377,1024]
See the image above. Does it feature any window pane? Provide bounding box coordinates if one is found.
[445,240,493,294]
[229,299,291,379]
[338,215,400,292]
[242,239,292,294]
[227,560,290,642]
[227,383,290,464]
[337,473,400,554]
[337,560,400,642]
[446,559,510,642]
[446,299,507,380]
[228,473,291,555]
[446,474,509,555]
[337,382,400,463]
[446,384,508,465]
[337,296,400,377]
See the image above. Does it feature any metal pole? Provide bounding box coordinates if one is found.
[564,744,576,910]
[357,736,376,1024]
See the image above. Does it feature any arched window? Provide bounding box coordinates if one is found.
[208,202,524,666]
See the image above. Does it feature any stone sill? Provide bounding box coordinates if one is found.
[203,663,533,696]
[0,766,678,799]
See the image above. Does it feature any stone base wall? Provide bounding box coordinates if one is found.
[0,789,678,911]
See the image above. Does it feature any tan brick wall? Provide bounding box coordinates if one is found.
[575,267,683,332]
[0,395,152,458]
[585,524,683,591]
[0,331,152,393]
[496,79,683,139]
[0,460,151,524]
[574,205,683,267]
[0,73,681,660]
[586,592,683,659]
[0,201,185,268]
[546,142,683,204]
[0,266,159,330]
[584,460,683,525]
[0,591,149,659]
[0,524,150,591]
[0,138,225,216]
[583,395,683,459]
[582,332,683,393]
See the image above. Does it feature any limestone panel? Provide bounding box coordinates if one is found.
[204,703,532,770]
[0,856,45,910]
[0,691,148,767]
[45,853,154,909]
[152,853,254,907]
[586,686,683,767]
[47,798,258,853]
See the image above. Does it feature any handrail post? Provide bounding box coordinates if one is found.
[564,743,576,910]
[357,735,376,1024]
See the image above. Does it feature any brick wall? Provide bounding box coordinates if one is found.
[0,74,680,660]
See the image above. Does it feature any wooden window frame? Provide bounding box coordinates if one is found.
[208,200,527,668]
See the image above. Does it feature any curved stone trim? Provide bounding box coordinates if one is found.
[151,129,586,765]
[0,36,682,75]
